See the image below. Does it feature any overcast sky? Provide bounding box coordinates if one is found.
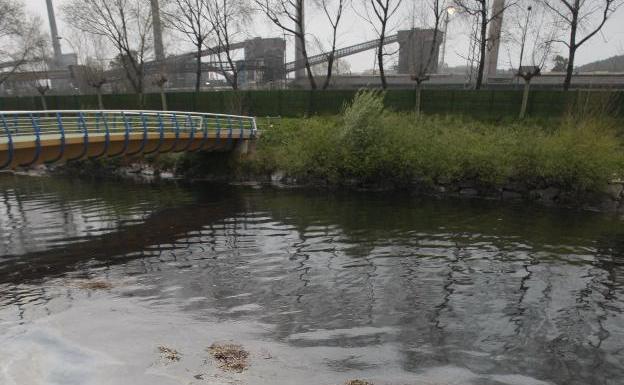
[25,0,624,73]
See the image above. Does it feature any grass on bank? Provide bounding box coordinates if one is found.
[244,90,624,193]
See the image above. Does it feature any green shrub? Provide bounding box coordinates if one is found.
[249,107,624,193]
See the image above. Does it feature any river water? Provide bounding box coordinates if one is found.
[0,174,622,385]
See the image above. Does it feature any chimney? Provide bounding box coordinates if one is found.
[485,0,505,81]
[45,0,63,67]
[150,0,165,61]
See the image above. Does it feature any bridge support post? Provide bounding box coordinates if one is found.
[234,139,250,155]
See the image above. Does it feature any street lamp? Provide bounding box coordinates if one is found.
[518,6,533,73]
[438,6,456,73]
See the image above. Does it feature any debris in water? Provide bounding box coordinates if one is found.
[259,348,273,359]
[75,280,113,290]
[208,343,250,372]
[158,345,181,362]
[345,380,373,385]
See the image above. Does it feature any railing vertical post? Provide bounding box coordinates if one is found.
[164,112,181,153]
[108,111,130,157]
[145,112,165,155]
[238,117,245,140]
[128,112,149,155]
[181,113,196,151]
[92,111,110,159]
[68,111,89,161]
[226,116,233,145]
[198,115,209,151]
[46,112,66,164]
[0,114,14,168]
[21,113,42,167]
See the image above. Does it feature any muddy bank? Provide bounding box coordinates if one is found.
[22,157,624,214]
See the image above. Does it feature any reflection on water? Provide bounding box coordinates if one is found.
[0,174,623,385]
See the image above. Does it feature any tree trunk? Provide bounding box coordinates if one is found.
[300,37,317,90]
[195,45,202,94]
[475,8,488,90]
[323,21,340,90]
[160,88,168,111]
[415,82,422,118]
[377,36,388,90]
[519,78,531,119]
[323,53,335,90]
[232,73,238,90]
[563,11,579,91]
[96,88,104,110]
[40,94,48,111]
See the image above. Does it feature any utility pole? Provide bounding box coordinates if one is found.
[294,0,305,79]
[45,0,63,67]
[484,0,505,81]
[150,0,166,61]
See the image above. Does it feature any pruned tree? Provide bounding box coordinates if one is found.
[62,0,153,105]
[409,0,447,116]
[162,0,213,94]
[255,0,317,89]
[205,0,252,90]
[0,0,45,88]
[313,0,349,89]
[65,32,110,108]
[152,72,168,110]
[551,54,568,71]
[358,0,404,89]
[503,2,556,118]
[26,42,53,110]
[542,0,623,90]
[453,0,516,89]
[83,57,108,109]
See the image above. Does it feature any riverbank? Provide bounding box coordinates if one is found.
[36,90,624,213]
[174,91,624,213]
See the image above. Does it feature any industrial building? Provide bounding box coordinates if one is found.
[3,0,624,96]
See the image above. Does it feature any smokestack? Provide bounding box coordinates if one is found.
[150,0,165,61]
[45,0,63,67]
[294,0,305,80]
[485,0,505,80]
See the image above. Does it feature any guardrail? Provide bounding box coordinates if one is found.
[0,110,258,169]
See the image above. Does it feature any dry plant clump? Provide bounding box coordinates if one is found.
[345,380,374,385]
[158,345,181,362]
[75,280,113,290]
[208,343,250,372]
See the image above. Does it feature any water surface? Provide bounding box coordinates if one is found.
[0,174,623,385]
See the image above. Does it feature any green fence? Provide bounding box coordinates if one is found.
[1,89,622,119]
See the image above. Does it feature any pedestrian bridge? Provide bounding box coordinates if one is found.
[0,110,257,169]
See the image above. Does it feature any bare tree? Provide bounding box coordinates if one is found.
[255,0,317,89]
[26,42,53,110]
[358,0,403,89]
[313,0,349,89]
[64,33,110,108]
[409,0,447,116]
[506,3,556,118]
[62,0,153,105]
[152,72,168,110]
[543,0,623,90]
[163,0,212,94]
[205,0,252,90]
[454,0,516,89]
[0,0,44,88]
[83,58,108,109]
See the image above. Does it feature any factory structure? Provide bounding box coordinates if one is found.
[2,0,622,96]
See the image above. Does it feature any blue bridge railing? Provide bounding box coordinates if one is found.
[0,110,258,168]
